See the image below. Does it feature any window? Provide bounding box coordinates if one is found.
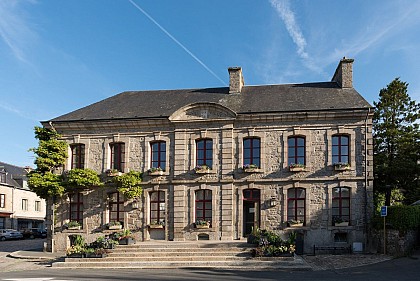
[150,191,165,225]
[334,233,348,243]
[195,190,212,223]
[288,136,305,165]
[0,171,5,183]
[332,187,350,224]
[196,139,213,168]
[151,141,166,171]
[243,137,260,168]
[332,135,349,164]
[287,188,306,223]
[109,192,124,223]
[0,194,5,208]
[35,200,41,212]
[71,144,85,169]
[22,199,28,211]
[110,142,125,172]
[69,193,83,225]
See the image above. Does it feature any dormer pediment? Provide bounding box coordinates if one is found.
[169,103,237,122]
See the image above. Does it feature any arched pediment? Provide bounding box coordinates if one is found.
[169,103,237,122]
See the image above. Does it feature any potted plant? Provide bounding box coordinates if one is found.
[289,163,305,172]
[333,216,349,226]
[93,235,118,249]
[66,221,82,230]
[194,165,211,174]
[106,221,122,230]
[243,164,262,173]
[66,245,85,258]
[106,169,122,177]
[85,247,109,258]
[149,220,165,229]
[287,219,304,227]
[334,162,350,171]
[148,167,163,176]
[116,229,136,245]
[195,220,211,229]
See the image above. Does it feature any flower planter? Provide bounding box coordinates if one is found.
[67,253,84,258]
[195,224,210,229]
[289,167,305,172]
[334,164,350,171]
[107,172,122,177]
[243,168,263,173]
[149,170,163,176]
[85,253,107,258]
[108,225,122,230]
[195,169,211,174]
[288,223,303,227]
[334,222,349,227]
[148,224,164,229]
[67,226,81,230]
[119,237,135,245]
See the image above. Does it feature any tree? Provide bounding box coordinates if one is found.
[28,126,68,199]
[373,78,420,205]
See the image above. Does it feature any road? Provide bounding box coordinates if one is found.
[0,239,418,280]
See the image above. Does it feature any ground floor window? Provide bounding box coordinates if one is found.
[69,193,83,225]
[150,191,165,225]
[332,187,350,225]
[0,217,4,229]
[109,192,124,224]
[195,190,212,224]
[287,188,306,223]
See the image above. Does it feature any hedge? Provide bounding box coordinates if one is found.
[372,205,420,231]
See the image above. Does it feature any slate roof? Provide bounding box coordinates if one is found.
[49,82,372,122]
[0,162,28,189]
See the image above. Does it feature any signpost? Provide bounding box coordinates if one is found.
[381,206,387,254]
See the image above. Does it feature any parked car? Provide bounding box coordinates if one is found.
[0,229,24,241]
[20,228,47,239]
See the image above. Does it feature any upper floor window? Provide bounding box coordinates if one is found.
[151,141,166,171]
[71,144,85,169]
[69,193,83,225]
[195,189,212,224]
[22,199,28,211]
[243,137,260,168]
[196,139,213,168]
[288,136,305,165]
[332,187,350,225]
[35,200,41,212]
[287,188,306,224]
[150,191,165,225]
[110,142,125,172]
[0,171,6,183]
[0,194,5,208]
[109,192,124,224]
[332,135,349,164]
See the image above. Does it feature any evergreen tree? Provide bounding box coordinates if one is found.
[373,78,420,205]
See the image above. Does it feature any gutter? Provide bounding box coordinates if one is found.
[364,107,371,249]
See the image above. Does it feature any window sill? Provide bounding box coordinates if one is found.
[148,225,165,229]
[194,169,214,174]
[289,167,305,172]
[149,171,164,176]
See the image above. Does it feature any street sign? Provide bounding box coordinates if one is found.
[381,206,387,217]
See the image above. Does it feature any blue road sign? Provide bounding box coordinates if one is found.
[381,206,387,217]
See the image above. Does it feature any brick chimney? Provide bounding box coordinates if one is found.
[331,57,354,88]
[228,67,244,94]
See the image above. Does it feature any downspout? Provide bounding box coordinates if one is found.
[364,108,371,250]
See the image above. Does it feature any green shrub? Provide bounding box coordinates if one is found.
[371,205,420,231]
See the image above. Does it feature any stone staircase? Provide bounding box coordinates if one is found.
[52,241,311,270]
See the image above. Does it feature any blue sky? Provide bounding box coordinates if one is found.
[1,0,419,167]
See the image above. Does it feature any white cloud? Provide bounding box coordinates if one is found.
[269,0,308,60]
[0,0,37,63]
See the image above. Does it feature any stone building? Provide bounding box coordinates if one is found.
[0,162,46,231]
[43,58,374,253]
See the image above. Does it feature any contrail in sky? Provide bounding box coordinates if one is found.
[128,0,226,86]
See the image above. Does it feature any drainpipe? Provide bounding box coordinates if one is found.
[364,108,371,251]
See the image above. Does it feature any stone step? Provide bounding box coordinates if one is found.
[53,258,311,270]
[64,255,251,262]
[111,247,250,253]
[114,242,251,249]
[108,251,250,257]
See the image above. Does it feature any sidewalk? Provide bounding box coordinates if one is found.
[9,249,62,260]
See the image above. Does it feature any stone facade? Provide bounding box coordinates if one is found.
[44,58,373,254]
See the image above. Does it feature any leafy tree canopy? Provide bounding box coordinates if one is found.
[113,171,143,199]
[64,168,103,189]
